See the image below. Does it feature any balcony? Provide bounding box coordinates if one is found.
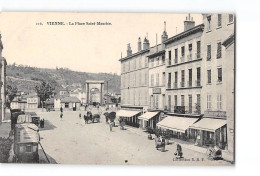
[180,81,185,88]
[195,80,201,87]
[187,80,192,88]
[173,105,201,115]
[180,56,185,63]
[187,53,192,61]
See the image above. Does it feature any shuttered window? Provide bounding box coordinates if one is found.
[217,42,222,59]
[218,14,222,27]
[207,70,211,84]
[197,41,201,58]
[218,68,222,82]
[207,45,211,60]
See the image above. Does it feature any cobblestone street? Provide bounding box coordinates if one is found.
[36,108,231,165]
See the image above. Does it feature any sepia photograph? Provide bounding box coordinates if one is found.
[0,12,235,166]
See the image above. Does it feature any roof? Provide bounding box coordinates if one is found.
[163,24,204,45]
[61,96,81,103]
[119,48,150,62]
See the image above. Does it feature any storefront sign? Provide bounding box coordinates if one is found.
[204,110,227,119]
[152,88,161,94]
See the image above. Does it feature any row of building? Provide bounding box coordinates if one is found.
[118,14,234,157]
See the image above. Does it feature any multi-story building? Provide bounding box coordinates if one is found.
[190,14,234,152]
[157,15,204,141]
[119,37,150,127]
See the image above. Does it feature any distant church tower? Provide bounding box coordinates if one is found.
[0,33,7,124]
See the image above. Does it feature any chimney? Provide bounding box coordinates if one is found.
[156,33,158,52]
[143,36,150,50]
[161,21,168,43]
[138,37,142,51]
[127,43,132,56]
[184,13,195,31]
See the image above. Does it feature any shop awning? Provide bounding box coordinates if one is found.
[189,118,227,132]
[157,116,199,133]
[116,110,141,118]
[138,112,160,121]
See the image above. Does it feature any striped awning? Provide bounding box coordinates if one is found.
[189,118,227,132]
[116,110,141,118]
[157,116,199,133]
[138,112,160,121]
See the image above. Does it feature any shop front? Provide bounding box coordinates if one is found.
[156,116,199,141]
[189,117,227,149]
[138,111,160,129]
[116,110,141,128]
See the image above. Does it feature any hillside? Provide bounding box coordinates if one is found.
[6,64,121,93]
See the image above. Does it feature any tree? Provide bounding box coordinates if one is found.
[5,81,18,108]
[35,81,54,109]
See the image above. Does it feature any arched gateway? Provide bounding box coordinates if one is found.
[85,80,104,105]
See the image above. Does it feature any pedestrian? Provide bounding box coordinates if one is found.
[79,113,81,119]
[109,121,113,132]
[60,106,63,113]
[42,118,45,128]
[60,112,63,120]
[161,136,166,152]
[175,143,183,159]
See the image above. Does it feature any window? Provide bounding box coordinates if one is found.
[155,95,159,108]
[133,72,136,87]
[218,68,222,82]
[168,73,171,88]
[196,41,201,58]
[151,58,154,67]
[65,103,69,108]
[188,95,192,113]
[207,45,211,60]
[181,46,185,56]
[145,57,148,67]
[181,95,184,106]
[188,69,192,87]
[189,44,192,51]
[174,95,177,106]
[134,58,136,70]
[144,72,148,85]
[122,62,125,72]
[196,67,201,86]
[207,70,211,84]
[174,71,178,88]
[207,15,211,31]
[217,42,222,58]
[196,94,201,113]
[207,94,212,109]
[217,14,222,27]
[156,73,159,86]
[229,14,234,23]
[174,48,178,64]
[168,51,172,65]
[156,57,159,66]
[162,55,165,64]
[168,95,171,111]
[181,70,185,87]
[217,94,222,110]
[151,74,154,87]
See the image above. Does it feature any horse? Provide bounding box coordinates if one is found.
[92,114,101,123]
[103,111,116,124]
[84,111,92,124]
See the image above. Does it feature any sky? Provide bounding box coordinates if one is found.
[0,12,202,74]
